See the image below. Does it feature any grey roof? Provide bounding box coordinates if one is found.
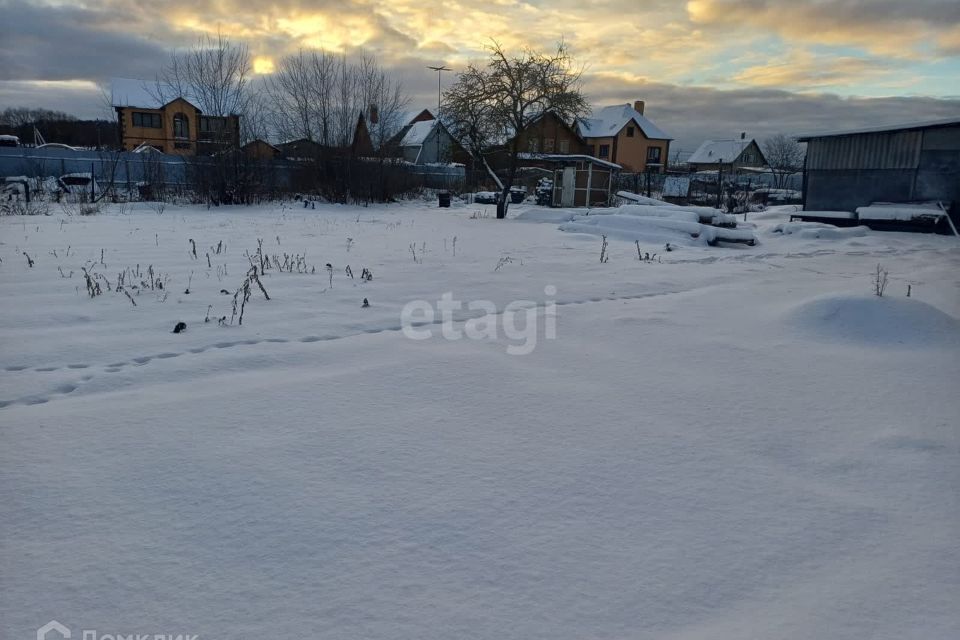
[399,120,436,147]
[577,104,672,141]
[797,117,960,141]
[687,139,752,164]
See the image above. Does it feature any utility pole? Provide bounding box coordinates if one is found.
[427,65,451,164]
[716,158,724,209]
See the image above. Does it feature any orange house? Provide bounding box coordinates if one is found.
[578,101,672,173]
[111,78,240,156]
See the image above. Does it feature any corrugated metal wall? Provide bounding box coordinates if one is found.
[0,146,189,186]
[803,125,960,216]
[806,130,922,171]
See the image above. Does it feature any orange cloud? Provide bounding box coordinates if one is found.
[733,51,901,91]
[687,0,958,59]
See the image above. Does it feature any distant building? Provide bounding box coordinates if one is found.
[242,139,281,160]
[111,78,240,156]
[577,101,672,173]
[387,111,468,164]
[350,112,375,157]
[514,111,589,156]
[687,136,766,172]
[276,138,324,161]
[798,118,960,214]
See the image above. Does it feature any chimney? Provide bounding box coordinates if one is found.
[634,100,645,115]
[740,131,746,140]
[369,103,379,125]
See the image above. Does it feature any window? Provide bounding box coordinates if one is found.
[132,112,162,128]
[199,116,227,140]
[647,146,662,163]
[173,113,189,139]
[558,139,569,154]
[627,127,635,138]
[528,138,539,153]
[543,138,555,153]
[598,144,610,158]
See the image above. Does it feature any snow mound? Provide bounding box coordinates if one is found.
[513,208,578,223]
[772,222,869,239]
[559,214,706,246]
[560,213,756,247]
[857,203,944,221]
[786,295,960,347]
[615,204,700,223]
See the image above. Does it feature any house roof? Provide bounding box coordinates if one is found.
[399,120,435,147]
[687,139,753,164]
[406,108,436,124]
[277,138,318,148]
[521,111,586,143]
[242,139,280,152]
[577,104,672,141]
[111,78,198,110]
[796,117,960,141]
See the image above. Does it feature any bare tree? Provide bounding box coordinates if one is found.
[762,134,805,190]
[267,49,407,148]
[266,49,318,143]
[0,107,76,127]
[154,31,252,118]
[356,53,409,151]
[443,40,589,218]
[265,49,410,201]
[443,63,504,191]
[241,82,271,143]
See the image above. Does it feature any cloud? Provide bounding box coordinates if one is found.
[582,75,960,152]
[687,0,960,58]
[731,51,901,89]
[0,3,171,82]
[1,0,958,153]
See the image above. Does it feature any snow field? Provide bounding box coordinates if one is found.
[1,200,959,639]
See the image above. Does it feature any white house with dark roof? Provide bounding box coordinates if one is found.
[388,112,467,164]
[576,101,672,173]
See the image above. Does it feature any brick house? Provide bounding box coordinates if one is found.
[577,101,672,173]
[111,78,240,156]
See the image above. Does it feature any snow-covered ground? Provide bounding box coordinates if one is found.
[2,200,959,639]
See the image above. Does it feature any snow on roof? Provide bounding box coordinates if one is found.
[110,78,196,109]
[399,120,436,147]
[797,117,960,141]
[687,139,751,164]
[577,104,671,141]
[0,134,19,142]
[518,152,622,170]
[856,202,946,221]
[131,142,167,154]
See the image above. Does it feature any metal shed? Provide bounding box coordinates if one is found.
[516,153,621,207]
[798,118,960,217]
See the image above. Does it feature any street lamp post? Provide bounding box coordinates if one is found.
[427,65,451,163]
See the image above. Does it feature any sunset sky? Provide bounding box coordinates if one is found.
[2,0,959,152]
